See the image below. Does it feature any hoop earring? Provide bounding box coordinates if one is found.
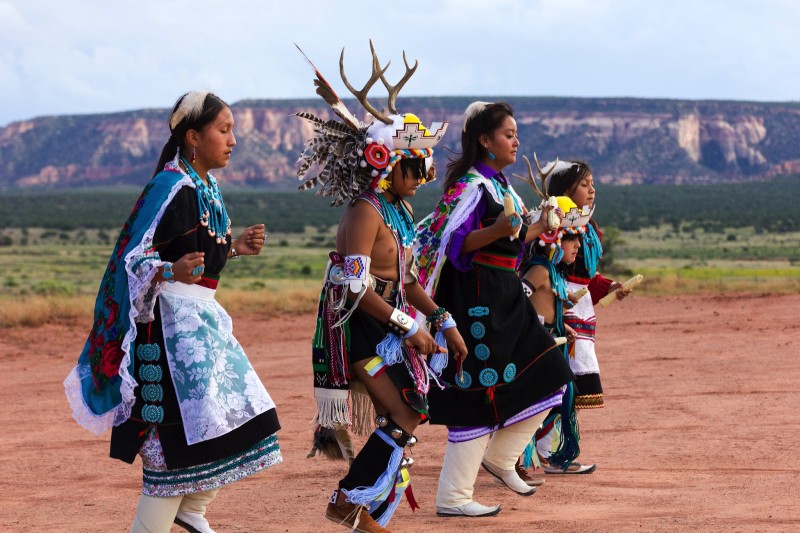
[191,148,197,164]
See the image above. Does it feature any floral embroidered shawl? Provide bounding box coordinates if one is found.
[64,170,192,435]
[414,168,524,299]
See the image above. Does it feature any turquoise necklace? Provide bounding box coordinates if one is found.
[377,192,416,247]
[491,174,521,212]
[181,158,231,244]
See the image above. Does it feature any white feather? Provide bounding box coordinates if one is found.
[547,160,578,176]
[462,101,493,132]
[169,90,210,130]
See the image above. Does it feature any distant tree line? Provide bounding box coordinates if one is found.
[1,175,797,233]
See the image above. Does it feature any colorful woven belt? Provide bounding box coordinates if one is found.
[474,252,517,271]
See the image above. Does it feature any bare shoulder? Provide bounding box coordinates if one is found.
[340,198,384,255]
[342,198,382,227]
[523,264,552,292]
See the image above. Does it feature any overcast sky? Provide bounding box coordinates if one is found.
[2,0,798,126]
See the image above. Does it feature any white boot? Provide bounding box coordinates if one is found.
[482,411,549,496]
[131,494,183,533]
[435,435,501,517]
[174,489,219,533]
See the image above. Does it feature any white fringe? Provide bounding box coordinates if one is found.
[314,387,350,428]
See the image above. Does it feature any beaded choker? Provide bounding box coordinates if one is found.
[376,192,416,247]
[181,158,231,244]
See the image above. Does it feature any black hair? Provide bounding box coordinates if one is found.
[399,158,427,181]
[153,92,230,177]
[444,102,515,191]
[546,160,592,198]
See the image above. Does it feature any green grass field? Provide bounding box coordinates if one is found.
[613,225,800,294]
[1,225,798,327]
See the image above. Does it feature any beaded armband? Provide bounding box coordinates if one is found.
[425,307,451,329]
[330,254,371,293]
[162,262,175,283]
[387,308,414,336]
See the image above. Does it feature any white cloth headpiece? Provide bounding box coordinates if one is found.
[169,90,210,131]
[547,160,578,176]
[463,101,493,132]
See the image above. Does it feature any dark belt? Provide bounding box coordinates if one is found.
[369,275,398,301]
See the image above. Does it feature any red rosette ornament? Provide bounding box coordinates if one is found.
[364,142,391,169]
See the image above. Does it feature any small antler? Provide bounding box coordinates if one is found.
[375,43,418,115]
[339,41,393,125]
[533,153,558,198]
[513,154,556,199]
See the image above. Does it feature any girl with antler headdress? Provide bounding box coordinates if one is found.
[530,159,632,473]
[414,102,577,518]
[64,91,282,532]
[514,158,597,474]
[295,42,467,533]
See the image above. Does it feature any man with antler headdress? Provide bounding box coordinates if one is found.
[295,42,467,533]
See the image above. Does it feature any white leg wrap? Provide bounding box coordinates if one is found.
[484,411,549,470]
[175,489,219,532]
[435,434,489,508]
[131,494,182,533]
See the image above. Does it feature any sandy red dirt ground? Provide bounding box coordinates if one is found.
[2,293,799,532]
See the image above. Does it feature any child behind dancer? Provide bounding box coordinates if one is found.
[535,160,632,474]
[521,195,595,474]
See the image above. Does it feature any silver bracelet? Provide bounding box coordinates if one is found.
[387,308,413,336]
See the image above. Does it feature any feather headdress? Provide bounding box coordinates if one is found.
[294,41,448,206]
[169,90,210,131]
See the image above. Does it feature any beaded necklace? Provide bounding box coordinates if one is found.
[490,174,521,212]
[376,191,417,248]
[181,158,231,244]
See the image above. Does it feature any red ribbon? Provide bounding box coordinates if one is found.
[406,484,419,512]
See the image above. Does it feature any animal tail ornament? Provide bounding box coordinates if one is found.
[307,423,356,464]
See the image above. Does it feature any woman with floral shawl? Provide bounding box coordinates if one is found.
[415,101,577,517]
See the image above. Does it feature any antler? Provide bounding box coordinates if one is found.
[512,154,552,199]
[374,43,418,115]
[533,153,558,198]
[339,41,393,125]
